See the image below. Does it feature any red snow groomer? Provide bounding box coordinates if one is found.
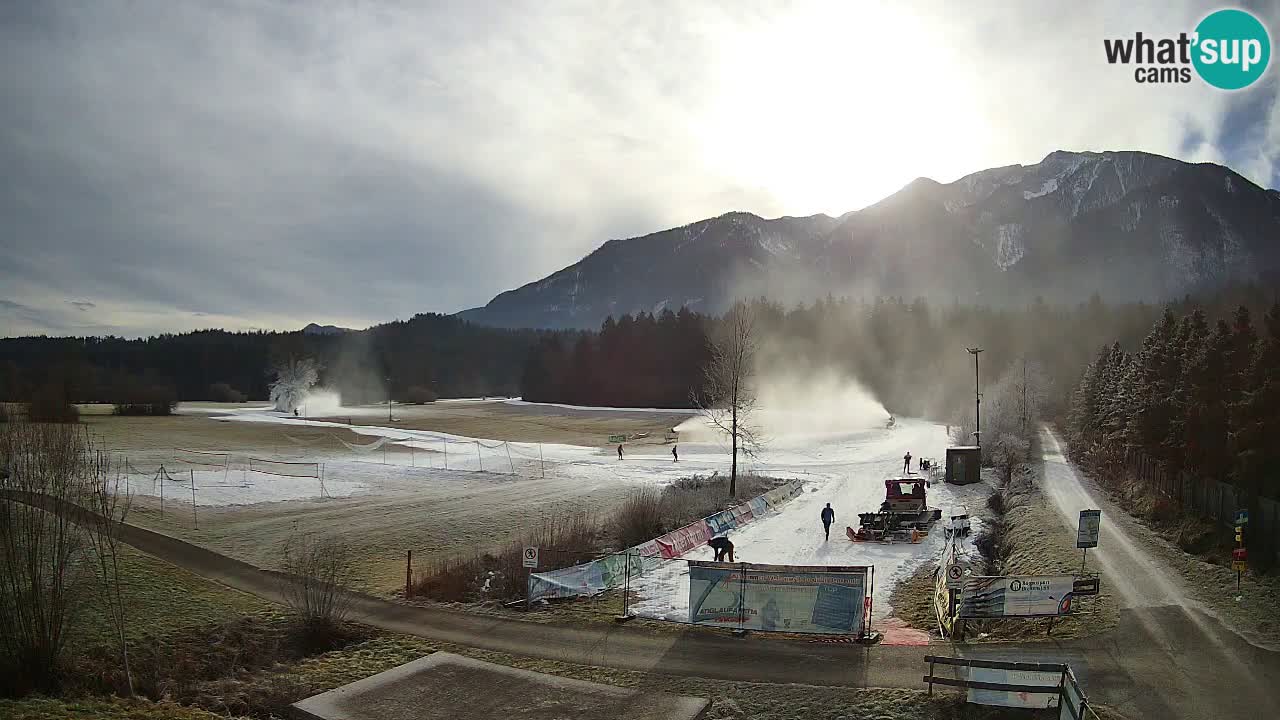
[847,478,943,543]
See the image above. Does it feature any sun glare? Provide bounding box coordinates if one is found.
[699,2,988,215]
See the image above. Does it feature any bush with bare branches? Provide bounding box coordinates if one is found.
[279,531,355,642]
[0,420,93,694]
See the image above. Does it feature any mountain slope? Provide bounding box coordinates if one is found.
[460,151,1280,329]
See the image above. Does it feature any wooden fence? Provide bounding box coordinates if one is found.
[1125,450,1280,564]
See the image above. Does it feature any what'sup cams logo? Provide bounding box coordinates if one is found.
[1104,8,1271,89]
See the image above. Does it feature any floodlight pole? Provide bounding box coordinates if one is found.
[387,376,392,422]
[967,348,983,447]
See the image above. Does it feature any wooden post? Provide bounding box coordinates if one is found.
[928,657,935,695]
[190,469,198,529]
[506,442,515,474]
[442,438,448,469]
[159,466,164,517]
[476,442,483,471]
[539,444,545,478]
[406,550,413,599]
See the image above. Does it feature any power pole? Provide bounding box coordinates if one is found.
[1021,359,1027,437]
[966,347,983,447]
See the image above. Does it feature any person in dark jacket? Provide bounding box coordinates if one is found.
[672,444,678,462]
[708,535,734,562]
[903,451,912,474]
[820,503,836,541]
[617,443,623,460]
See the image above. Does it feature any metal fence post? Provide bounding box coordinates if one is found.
[406,550,413,599]
[738,562,746,634]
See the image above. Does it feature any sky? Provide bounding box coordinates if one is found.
[2,0,1278,338]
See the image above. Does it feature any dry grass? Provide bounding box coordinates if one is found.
[611,473,781,548]
[412,511,601,602]
[961,464,1119,642]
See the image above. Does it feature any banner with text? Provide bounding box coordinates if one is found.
[958,575,1076,618]
[688,561,869,635]
[528,479,805,602]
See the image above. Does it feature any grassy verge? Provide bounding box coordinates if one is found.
[890,561,942,635]
[66,546,272,649]
[0,696,240,720]
[963,462,1119,642]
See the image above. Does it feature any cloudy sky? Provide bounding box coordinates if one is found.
[2,0,1278,337]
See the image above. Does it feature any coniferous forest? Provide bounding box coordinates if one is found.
[1065,302,1280,502]
[2,286,1276,455]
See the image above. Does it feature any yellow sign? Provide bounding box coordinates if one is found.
[1233,560,1247,572]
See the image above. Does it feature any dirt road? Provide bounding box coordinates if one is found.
[1039,429,1280,718]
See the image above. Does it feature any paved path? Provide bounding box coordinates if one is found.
[1039,430,1280,719]
[10,456,1280,720]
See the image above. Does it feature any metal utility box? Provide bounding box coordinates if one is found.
[946,446,982,485]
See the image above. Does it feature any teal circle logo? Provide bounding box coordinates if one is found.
[1192,9,1271,90]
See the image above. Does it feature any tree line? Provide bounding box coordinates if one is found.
[1066,302,1280,502]
[0,313,546,411]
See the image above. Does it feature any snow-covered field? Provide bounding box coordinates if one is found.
[124,402,983,618]
[627,418,987,621]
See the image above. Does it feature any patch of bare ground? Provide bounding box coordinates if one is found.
[962,463,1119,642]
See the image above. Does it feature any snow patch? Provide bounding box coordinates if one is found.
[1225,175,1236,194]
[995,224,1025,270]
[1121,200,1144,232]
[1023,177,1059,200]
[1159,194,1180,209]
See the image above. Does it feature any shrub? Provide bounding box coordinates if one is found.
[112,380,177,416]
[26,382,78,423]
[208,382,246,403]
[615,487,665,548]
[403,385,438,404]
[412,511,599,602]
[279,532,355,642]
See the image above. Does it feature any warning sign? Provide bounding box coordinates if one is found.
[522,546,539,568]
[946,564,965,589]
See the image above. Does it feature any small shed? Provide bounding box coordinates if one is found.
[946,446,982,485]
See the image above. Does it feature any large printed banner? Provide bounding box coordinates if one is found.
[655,520,713,558]
[528,479,805,602]
[688,561,868,635]
[958,575,1076,618]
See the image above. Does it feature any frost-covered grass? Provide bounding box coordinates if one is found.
[0,696,241,720]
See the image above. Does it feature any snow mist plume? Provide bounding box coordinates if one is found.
[675,368,888,442]
[300,388,344,416]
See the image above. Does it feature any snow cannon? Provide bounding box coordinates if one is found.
[848,478,943,543]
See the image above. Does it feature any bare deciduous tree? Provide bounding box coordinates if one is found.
[84,449,134,696]
[279,530,354,632]
[0,419,91,694]
[696,302,762,497]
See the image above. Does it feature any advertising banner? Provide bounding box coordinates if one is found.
[967,666,1061,709]
[688,561,868,635]
[527,479,805,603]
[958,575,1075,618]
[655,520,712,558]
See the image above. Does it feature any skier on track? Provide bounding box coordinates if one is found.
[672,444,678,462]
[821,503,836,541]
[708,535,735,562]
[618,443,624,460]
[903,451,912,474]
